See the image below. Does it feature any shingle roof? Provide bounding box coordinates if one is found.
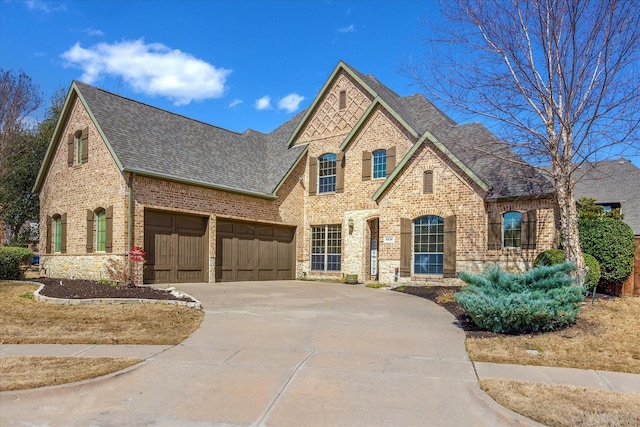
[572,159,640,235]
[75,81,305,196]
[349,68,553,199]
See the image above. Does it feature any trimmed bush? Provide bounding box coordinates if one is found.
[455,263,583,334]
[534,249,601,292]
[579,219,635,290]
[534,249,566,267]
[0,247,33,280]
[582,253,601,292]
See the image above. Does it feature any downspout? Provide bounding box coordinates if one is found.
[128,172,135,251]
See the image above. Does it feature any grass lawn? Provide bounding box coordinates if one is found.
[0,281,203,391]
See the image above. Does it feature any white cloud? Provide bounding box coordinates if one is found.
[278,93,305,113]
[229,98,243,108]
[61,39,231,106]
[25,0,66,13]
[84,28,105,37]
[255,96,272,110]
[337,24,355,33]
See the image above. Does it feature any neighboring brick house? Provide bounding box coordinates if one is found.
[34,61,556,284]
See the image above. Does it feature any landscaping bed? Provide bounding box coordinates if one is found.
[32,278,195,302]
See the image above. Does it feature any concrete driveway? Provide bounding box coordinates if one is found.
[0,281,537,426]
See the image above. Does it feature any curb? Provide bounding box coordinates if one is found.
[29,282,202,309]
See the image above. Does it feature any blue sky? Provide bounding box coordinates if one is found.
[2,0,638,167]
[1,0,436,134]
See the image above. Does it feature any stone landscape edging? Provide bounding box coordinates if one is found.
[30,282,202,309]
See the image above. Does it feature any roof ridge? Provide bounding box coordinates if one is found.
[73,80,244,136]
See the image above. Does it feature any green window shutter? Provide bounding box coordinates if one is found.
[81,127,89,163]
[488,210,502,250]
[386,146,396,176]
[86,209,94,252]
[400,218,412,277]
[60,213,67,253]
[105,206,113,253]
[46,216,52,254]
[362,151,371,181]
[443,215,457,278]
[522,209,538,249]
[308,157,317,196]
[67,134,74,166]
[336,152,345,193]
[423,170,434,194]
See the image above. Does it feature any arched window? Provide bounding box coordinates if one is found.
[503,211,522,248]
[318,153,337,193]
[95,208,106,251]
[52,214,62,253]
[372,149,387,179]
[413,215,444,274]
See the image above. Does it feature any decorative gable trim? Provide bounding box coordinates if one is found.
[33,81,125,192]
[372,131,490,202]
[339,98,419,152]
[286,61,382,148]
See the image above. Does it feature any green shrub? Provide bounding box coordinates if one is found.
[455,263,583,334]
[0,247,33,280]
[534,249,601,292]
[534,249,566,267]
[579,219,635,290]
[582,253,601,292]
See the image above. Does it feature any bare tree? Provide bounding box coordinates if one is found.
[406,0,640,277]
[0,69,42,173]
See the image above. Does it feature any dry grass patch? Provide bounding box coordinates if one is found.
[0,356,141,391]
[480,378,640,427]
[0,282,203,345]
[467,297,640,374]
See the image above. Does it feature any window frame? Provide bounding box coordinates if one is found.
[413,215,444,275]
[95,208,106,252]
[75,131,83,165]
[52,215,62,253]
[311,224,342,272]
[318,153,337,194]
[372,149,387,179]
[503,211,523,248]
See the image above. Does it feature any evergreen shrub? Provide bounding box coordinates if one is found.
[534,249,601,291]
[0,247,33,280]
[455,263,583,334]
[578,219,635,290]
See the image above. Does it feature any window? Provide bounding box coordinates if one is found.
[339,90,346,110]
[95,209,106,251]
[311,225,342,271]
[503,211,522,248]
[53,215,62,253]
[75,132,83,164]
[318,153,337,193]
[413,215,444,274]
[372,149,387,179]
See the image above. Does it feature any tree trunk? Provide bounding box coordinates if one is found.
[553,165,586,285]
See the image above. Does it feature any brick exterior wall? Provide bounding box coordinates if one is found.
[39,68,558,284]
[39,97,129,280]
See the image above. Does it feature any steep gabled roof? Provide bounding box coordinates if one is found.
[35,81,306,198]
[572,159,640,235]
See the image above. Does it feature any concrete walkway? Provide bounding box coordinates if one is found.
[1,281,637,426]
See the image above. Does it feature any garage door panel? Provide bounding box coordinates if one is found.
[144,211,206,284]
[216,220,295,282]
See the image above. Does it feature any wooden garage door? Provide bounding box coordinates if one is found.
[144,211,207,284]
[216,220,295,282]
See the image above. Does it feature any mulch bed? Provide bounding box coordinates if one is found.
[32,278,195,302]
[395,286,498,338]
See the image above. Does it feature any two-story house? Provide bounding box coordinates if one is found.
[34,61,556,284]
